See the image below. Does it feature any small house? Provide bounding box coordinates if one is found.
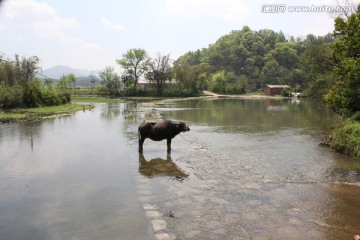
[138,78,150,89]
[263,85,290,95]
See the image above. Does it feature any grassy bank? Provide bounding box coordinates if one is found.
[331,119,360,159]
[72,96,122,103]
[0,104,92,123]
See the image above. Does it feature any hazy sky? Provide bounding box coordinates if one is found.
[0,0,358,71]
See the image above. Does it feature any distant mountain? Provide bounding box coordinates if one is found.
[76,76,101,87]
[37,65,98,79]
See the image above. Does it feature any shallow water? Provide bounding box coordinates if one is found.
[1,98,360,240]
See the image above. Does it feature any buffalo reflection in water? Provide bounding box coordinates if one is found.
[138,153,189,182]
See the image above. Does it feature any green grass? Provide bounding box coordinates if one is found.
[0,104,92,123]
[0,112,27,122]
[72,96,122,103]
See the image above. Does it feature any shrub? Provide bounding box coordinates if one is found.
[95,86,110,96]
[350,112,360,122]
[41,87,61,106]
[22,78,43,108]
[331,120,360,159]
[58,91,71,104]
[0,85,23,108]
[282,88,292,97]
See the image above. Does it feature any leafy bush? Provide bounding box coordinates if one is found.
[331,120,360,159]
[58,91,71,104]
[41,87,61,106]
[282,88,292,97]
[350,112,360,122]
[0,85,23,108]
[22,78,43,108]
[95,86,110,96]
[162,84,198,97]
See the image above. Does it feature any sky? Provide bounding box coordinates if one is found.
[0,0,358,72]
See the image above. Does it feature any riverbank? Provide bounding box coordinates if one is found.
[202,90,286,99]
[0,104,93,123]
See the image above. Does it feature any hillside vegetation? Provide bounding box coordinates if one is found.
[174,26,333,96]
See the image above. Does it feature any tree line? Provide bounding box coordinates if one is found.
[0,55,72,108]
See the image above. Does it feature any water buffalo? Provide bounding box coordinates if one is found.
[138,119,190,152]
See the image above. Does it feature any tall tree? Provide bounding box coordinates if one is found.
[89,73,97,90]
[67,73,76,92]
[14,55,40,85]
[324,4,360,116]
[146,53,172,96]
[116,49,150,92]
[99,66,121,95]
[57,75,70,89]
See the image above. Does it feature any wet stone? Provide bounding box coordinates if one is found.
[151,219,167,232]
[143,203,158,210]
[155,233,176,240]
[146,210,162,218]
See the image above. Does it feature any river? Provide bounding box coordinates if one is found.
[0,98,360,240]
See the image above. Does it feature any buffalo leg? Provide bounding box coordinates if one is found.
[167,138,172,152]
[139,138,145,152]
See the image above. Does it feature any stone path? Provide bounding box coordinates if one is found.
[130,160,176,240]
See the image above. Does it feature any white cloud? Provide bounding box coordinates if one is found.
[2,0,78,37]
[0,0,106,69]
[100,17,126,31]
[166,0,250,22]
[0,22,7,30]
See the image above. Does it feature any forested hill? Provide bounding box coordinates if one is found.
[174,26,334,96]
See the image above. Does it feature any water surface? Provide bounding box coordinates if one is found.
[1,98,360,240]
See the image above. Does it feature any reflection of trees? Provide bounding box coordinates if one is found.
[138,153,189,182]
[99,103,122,120]
[0,120,52,152]
[160,98,339,133]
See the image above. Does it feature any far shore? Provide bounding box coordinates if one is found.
[0,92,293,123]
[202,90,288,99]
[138,90,293,108]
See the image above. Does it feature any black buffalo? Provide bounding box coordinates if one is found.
[138,119,190,152]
